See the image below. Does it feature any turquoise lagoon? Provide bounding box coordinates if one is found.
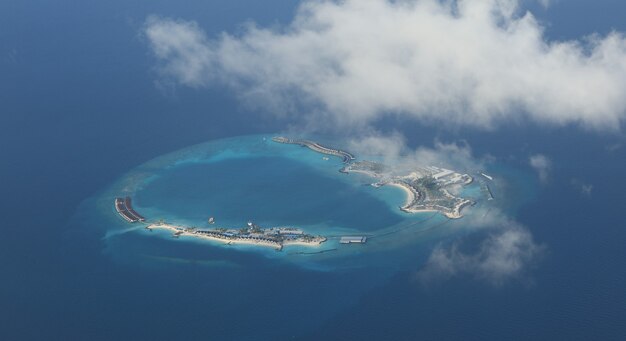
[85,134,521,269]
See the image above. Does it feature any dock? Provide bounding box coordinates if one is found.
[340,236,367,244]
[481,183,494,200]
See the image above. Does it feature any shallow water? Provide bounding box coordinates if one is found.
[135,156,403,230]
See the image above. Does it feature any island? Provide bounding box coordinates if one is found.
[273,137,474,219]
[113,198,327,250]
[145,222,327,251]
[343,161,473,219]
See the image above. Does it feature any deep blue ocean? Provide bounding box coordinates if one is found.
[2,1,626,340]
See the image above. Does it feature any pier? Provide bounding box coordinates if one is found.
[114,197,145,223]
[340,236,367,244]
[480,182,495,200]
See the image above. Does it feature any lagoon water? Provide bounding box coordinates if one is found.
[136,155,403,231]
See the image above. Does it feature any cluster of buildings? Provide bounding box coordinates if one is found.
[425,166,473,186]
[195,229,283,248]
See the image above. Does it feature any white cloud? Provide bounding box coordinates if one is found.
[348,132,408,162]
[417,222,545,285]
[529,153,551,183]
[144,0,626,130]
[347,132,483,173]
[571,178,593,196]
[580,184,593,196]
[144,16,215,87]
[537,0,553,9]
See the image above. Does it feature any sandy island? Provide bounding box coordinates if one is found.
[146,223,326,251]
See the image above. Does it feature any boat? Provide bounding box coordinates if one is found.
[208,217,215,224]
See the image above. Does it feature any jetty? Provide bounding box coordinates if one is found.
[340,236,367,244]
[480,182,495,200]
[480,172,494,181]
[114,197,145,223]
[272,136,355,163]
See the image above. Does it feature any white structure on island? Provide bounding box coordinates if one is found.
[340,236,367,244]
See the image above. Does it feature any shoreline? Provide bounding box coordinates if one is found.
[146,223,283,249]
[146,223,326,250]
[276,137,475,220]
[387,181,470,219]
[387,181,417,207]
[283,240,325,247]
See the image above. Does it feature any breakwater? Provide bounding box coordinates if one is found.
[115,197,145,223]
[272,137,355,163]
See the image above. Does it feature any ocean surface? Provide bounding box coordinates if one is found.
[60,133,536,340]
[2,1,626,340]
